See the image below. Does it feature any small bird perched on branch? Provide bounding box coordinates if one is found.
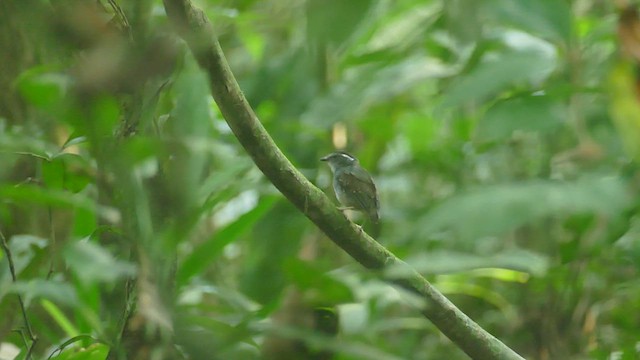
[321,151,379,224]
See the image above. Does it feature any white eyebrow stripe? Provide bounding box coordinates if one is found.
[338,153,354,161]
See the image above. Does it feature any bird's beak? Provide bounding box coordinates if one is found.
[320,155,329,162]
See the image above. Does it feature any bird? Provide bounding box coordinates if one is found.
[320,151,379,223]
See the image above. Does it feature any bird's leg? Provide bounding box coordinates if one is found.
[337,207,366,234]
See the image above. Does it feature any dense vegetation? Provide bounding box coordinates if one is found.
[1,0,639,359]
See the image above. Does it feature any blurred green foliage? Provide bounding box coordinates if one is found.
[0,0,639,359]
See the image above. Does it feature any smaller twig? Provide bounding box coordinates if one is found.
[1,229,38,359]
[11,329,29,355]
[46,207,56,280]
[96,0,133,41]
[118,277,137,342]
[47,334,105,360]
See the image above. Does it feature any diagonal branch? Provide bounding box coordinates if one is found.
[162,1,524,359]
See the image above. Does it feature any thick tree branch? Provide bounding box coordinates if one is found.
[162,1,524,358]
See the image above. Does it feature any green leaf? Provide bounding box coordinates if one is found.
[170,57,213,136]
[399,114,441,156]
[42,152,94,192]
[421,177,631,240]
[283,259,354,304]
[482,0,572,44]
[360,3,442,54]
[119,137,163,165]
[478,95,566,140]
[42,156,66,190]
[15,67,69,110]
[71,207,98,239]
[0,235,48,286]
[197,158,252,203]
[177,196,279,286]
[90,96,120,138]
[435,281,515,317]
[307,0,373,45]
[42,299,81,337]
[9,279,78,306]
[0,185,119,223]
[48,342,108,360]
[442,50,557,108]
[64,240,136,285]
[388,249,549,276]
[58,154,93,193]
[163,58,215,211]
[303,56,455,127]
[47,335,105,360]
[0,127,57,160]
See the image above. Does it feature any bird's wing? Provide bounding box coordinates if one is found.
[336,168,379,222]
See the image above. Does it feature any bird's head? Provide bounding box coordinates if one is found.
[320,151,358,172]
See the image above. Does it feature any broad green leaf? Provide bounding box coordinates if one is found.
[442,0,483,44]
[482,0,572,44]
[42,156,65,190]
[49,342,108,360]
[42,153,93,193]
[387,249,548,277]
[15,67,69,111]
[283,259,354,304]
[9,279,78,306]
[435,281,515,318]
[442,49,557,108]
[0,235,48,292]
[303,56,455,127]
[478,95,566,140]
[163,57,214,213]
[362,3,441,54]
[58,154,93,193]
[71,208,98,239]
[47,335,106,360]
[119,137,162,165]
[64,240,136,285]
[89,96,120,138]
[177,196,279,286]
[0,127,57,160]
[197,154,253,203]
[42,299,80,337]
[399,113,441,156]
[175,314,258,358]
[0,185,119,223]
[421,177,631,240]
[169,57,213,136]
[307,0,373,46]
